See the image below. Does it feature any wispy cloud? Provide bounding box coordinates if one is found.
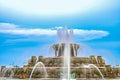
[0,23,109,40]
[0,23,56,36]
[74,29,109,40]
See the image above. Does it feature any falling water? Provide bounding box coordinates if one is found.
[88,64,105,80]
[29,62,48,80]
[1,68,14,80]
[83,64,105,80]
[57,43,62,56]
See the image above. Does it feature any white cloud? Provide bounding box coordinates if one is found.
[74,29,109,40]
[0,23,109,40]
[0,23,56,36]
[0,23,18,29]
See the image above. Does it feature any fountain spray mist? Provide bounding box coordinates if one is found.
[63,40,71,79]
[29,62,48,80]
[57,27,73,79]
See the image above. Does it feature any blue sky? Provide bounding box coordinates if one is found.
[0,0,120,67]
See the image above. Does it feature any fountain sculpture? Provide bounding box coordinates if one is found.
[0,27,120,80]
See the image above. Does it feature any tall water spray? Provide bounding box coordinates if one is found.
[57,27,73,79]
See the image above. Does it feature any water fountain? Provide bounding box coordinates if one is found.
[1,68,14,80]
[0,27,119,80]
[62,28,72,80]
[83,64,105,80]
[29,62,48,80]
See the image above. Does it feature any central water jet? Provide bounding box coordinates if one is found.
[57,27,76,80]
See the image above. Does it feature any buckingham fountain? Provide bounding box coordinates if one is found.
[0,27,120,80]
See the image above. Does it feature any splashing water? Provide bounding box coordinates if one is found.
[1,68,14,80]
[29,62,48,80]
[83,64,105,80]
